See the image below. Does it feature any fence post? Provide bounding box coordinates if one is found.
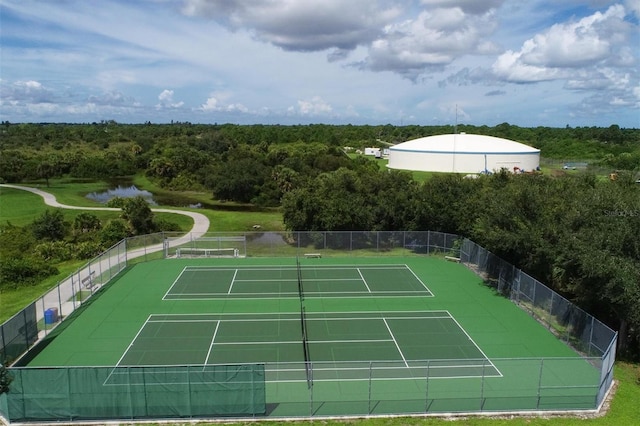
[67,367,73,421]
[588,316,595,357]
[187,365,192,419]
[57,281,63,322]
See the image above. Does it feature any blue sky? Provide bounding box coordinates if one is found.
[1,0,638,127]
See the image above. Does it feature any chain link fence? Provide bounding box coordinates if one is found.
[1,231,617,423]
[1,239,127,366]
[460,238,617,408]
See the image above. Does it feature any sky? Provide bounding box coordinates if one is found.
[1,0,639,128]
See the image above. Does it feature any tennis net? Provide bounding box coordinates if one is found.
[296,256,312,388]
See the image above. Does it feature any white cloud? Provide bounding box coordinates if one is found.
[625,0,640,18]
[156,89,184,109]
[1,0,638,126]
[199,97,220,111]
[181,1,503,81]
[492,5,633,82]
[419,0,505,15]
[289,96,333,116]
[87,91,136,106]
[0,80,57,104]
[199,95,248,113]
[361,7,500,80]
[181,0,401,51]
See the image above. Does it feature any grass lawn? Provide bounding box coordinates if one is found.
[0,261,84,323]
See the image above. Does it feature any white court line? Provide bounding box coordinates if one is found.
[233,278,362,282]
[445,311,503,378]
[214,338,393,345]
[383,318,409,368]
[183,264,411,271]
[147,315,454,323]
[214,340,302,345]
[227,269,238,294]
[162,293,425,301]
[148,310,452,318]
[162,267,189,300]
[405,264,434,295]
[203,321,221,368]
[104,315,154,385]
[357,268,372,293]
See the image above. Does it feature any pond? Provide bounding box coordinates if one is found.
[85,183,208,209]
[85,181,266,211]
[85,185,157,205]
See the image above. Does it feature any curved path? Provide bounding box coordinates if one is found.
[0,184,211,251]
[1,183,212,336]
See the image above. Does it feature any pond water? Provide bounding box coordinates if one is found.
[85,185,157,205]
[85,182,262,211]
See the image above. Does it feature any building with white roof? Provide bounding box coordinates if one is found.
[387,133,540,174]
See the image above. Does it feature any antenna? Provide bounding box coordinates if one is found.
[454,104,458,134]
[453,104,458,173]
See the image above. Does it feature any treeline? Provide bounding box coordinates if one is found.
[282,168,640,359]
[0,197,179,291]
[1,122,639,206]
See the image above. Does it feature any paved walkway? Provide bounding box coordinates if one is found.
[0,184,210,240]
[0,184,211,334]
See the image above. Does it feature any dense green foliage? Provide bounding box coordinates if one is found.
[283,169,640,359]
[1,122,639,359]
[1,122,639,205]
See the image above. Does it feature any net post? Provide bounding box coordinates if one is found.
[536,358,544,409]
[127,366,134,420]
[425,360,431,413]
[187,365,193,419]
[480,359,486,411]
[309,362,314,416]
[368,361,373,414]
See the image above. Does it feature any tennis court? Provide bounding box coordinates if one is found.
[18,256,603,418]
[163,264,433,299]
[114,311,500,379]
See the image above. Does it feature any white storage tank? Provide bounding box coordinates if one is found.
[387,133,540,174]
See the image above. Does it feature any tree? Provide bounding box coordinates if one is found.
[120,196,155,235]
[31,210,66,241]
[0,364,11,394]
[72,212,102,236]
[208,157,269,203]
[36,160,56,187]
[100,219,130,246]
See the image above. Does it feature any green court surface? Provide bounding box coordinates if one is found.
[26,257,601,417]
